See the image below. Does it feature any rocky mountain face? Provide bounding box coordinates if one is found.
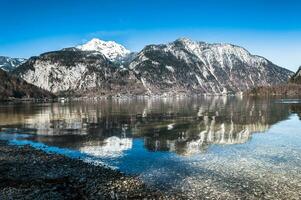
[290,66,301,84]
[13,49,145,96]
[246,66,301,97]
[0,69,54,100]
[129,38,293,95]
[13,38,293,96]
[0,56,26,72]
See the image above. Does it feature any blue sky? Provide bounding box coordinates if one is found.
[0,0,300,71]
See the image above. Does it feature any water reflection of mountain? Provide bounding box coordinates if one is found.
[0,97,295,156]
[140,117,270,155]
[79,137,132,158]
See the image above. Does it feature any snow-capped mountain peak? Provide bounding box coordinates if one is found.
[129,38,293,94]
[76,38,130,62]
[14,38,293,96]
[0,56,26,72]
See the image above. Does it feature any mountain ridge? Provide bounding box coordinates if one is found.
[11,38,294,96]
[0,56,26,72]
[76,38,131,63]
[13,48,146,96]
[127,38,293,94]
[290,66,301,84]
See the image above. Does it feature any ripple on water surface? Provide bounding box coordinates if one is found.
[0,97,301,199]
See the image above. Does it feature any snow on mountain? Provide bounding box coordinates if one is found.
[0,56,26,72]
[13,49,145,95]
[76,38,131,62]
[12,38,293,96]
[128,38,293,95]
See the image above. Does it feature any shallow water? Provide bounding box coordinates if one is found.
[0,96,301,198]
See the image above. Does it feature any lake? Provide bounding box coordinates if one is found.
[0,96,301,199]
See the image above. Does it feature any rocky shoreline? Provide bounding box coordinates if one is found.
[0,140,175,200]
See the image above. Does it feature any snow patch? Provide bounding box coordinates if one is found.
[141,78,152,94]
[77,38,130,62]
[165,65,175,72]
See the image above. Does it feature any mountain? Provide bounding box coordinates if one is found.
[13,38,293,96]
[0,56,26,72]
[0,68,54,101]
[76,38,131,63]
[13,49,145,95]
[246,66,301,97]
[128,38,293,95]
[290,66,301,84]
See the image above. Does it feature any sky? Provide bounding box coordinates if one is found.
[0,0,300,71]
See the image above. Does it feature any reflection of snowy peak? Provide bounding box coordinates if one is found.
[76,38,131,62]
[79,137,132,158]
[1,96,293,157]
[178,120,270,156]
[145,117,270,156]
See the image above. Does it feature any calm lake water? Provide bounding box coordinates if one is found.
[1,96,301,199]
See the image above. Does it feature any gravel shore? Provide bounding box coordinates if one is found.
[0,141,174,200]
